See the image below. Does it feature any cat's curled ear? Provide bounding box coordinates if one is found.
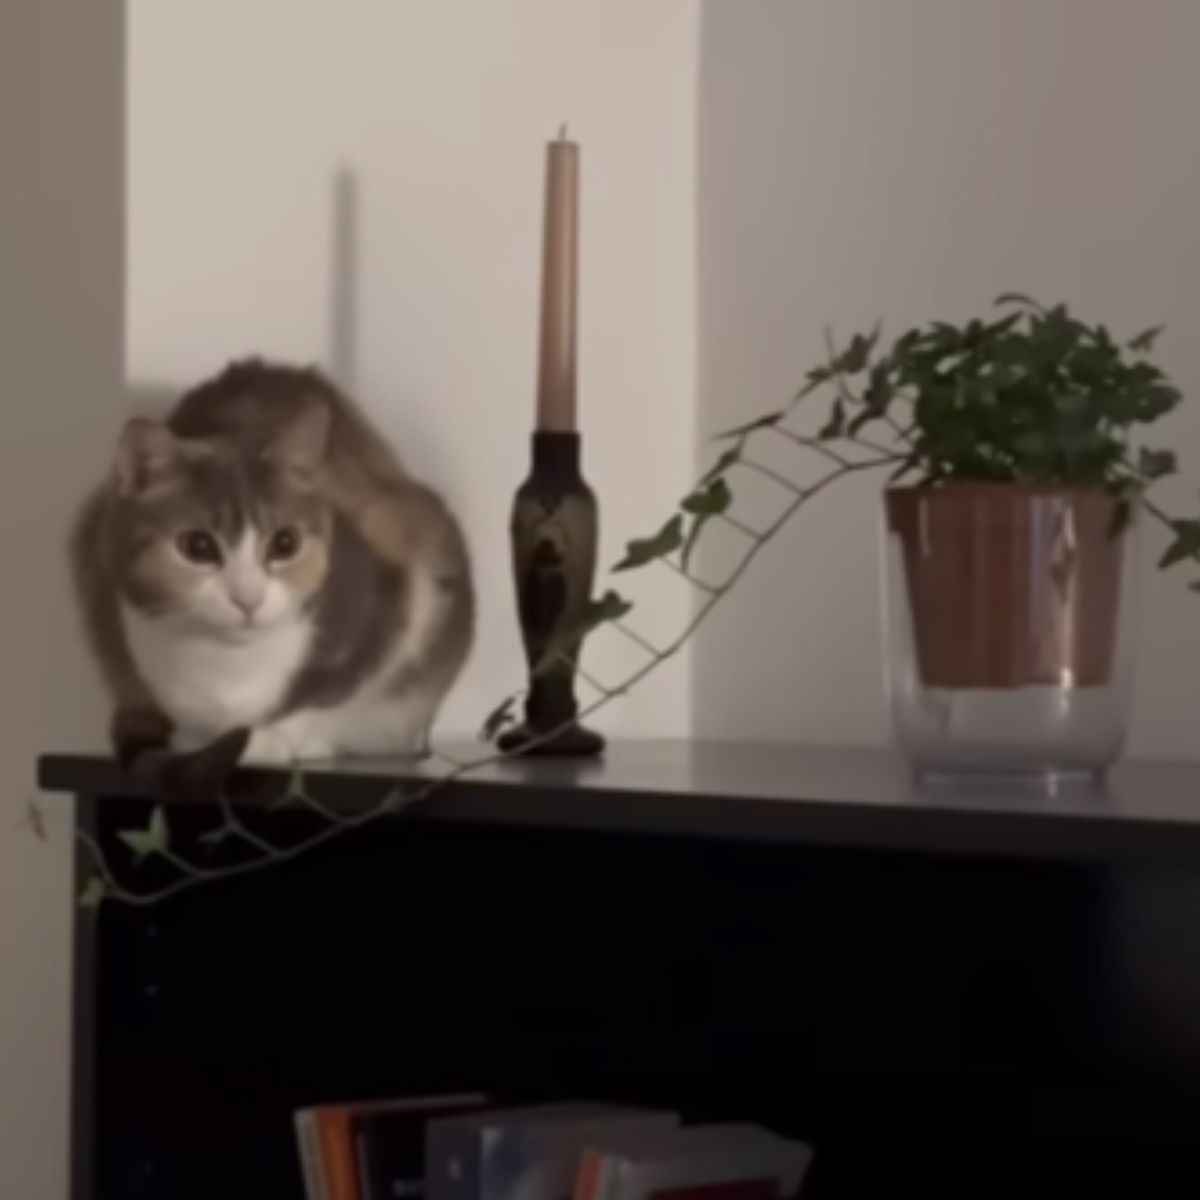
[261,399,331,476]
[113,418,179,498]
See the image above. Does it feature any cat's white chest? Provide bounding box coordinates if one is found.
[122,606,312,738]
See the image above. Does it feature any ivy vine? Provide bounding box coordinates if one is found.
[63,296,1200,907]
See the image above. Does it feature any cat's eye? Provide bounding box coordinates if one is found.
[176,530,221,566]
[267,527,301,563]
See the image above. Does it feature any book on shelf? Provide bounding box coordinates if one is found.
[297,1096,814,1200]
[573,1123,813,1200]
[426,1103,681,1200]
[295,1092,488,1200]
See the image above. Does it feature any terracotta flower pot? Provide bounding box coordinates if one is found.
[885,484,1127,690]
[883,482,1138,781]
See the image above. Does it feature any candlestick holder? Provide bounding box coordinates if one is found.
[499,431,605,757]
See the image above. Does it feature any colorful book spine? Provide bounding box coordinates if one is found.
[316,1107,361,1200]
[295,1109,331,1200]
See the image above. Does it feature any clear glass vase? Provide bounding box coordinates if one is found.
[883,484,1139,787]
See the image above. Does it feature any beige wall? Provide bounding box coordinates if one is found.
[696,0,1200,757]
[0,0,125,1196]
[16,2,1200,1187]
[0,5,697,1188]
[127,0,702,740]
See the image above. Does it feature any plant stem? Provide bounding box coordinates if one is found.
[717,512,762,539]
[659,556,719,595]
[741,456,808,496]
[78,453,897,908]
[1139,493,1177,531]
[211,790,279,856]
[768,426,850,468]
[613,621,663,658]
[561,654,615,699]
[822,326,914,448]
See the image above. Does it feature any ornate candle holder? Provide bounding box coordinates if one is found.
[499,431,605,757]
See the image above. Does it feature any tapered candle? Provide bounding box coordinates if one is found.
[535,127,579,432]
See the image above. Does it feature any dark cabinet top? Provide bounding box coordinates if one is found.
[38,741,1200,865]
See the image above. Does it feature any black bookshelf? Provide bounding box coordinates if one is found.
[41,742,1200,1200]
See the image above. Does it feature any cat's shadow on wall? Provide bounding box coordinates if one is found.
[122,165,465,514]
[124,164,361,423]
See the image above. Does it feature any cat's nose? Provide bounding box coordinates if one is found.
[232,594,263,620]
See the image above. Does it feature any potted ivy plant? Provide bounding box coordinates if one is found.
[669,295,1183,784]
[811,295,1181,781]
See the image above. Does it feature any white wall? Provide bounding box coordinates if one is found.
[696,0,1200,759]
[128,0,701,740]
[0,1,125,1196]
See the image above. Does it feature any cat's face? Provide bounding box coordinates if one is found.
[108,406,333,639]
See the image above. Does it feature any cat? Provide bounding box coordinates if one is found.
[72,360,474,781]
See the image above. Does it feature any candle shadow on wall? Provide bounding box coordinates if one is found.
[329,164,360,397]
[122,163,364,432]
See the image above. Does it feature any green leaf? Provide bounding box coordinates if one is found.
[834,323,881,375]
[580,588,635,629]
[701,443,742,484]
[78,877,108,911]
[846,368,896,439]
[818,399,846,440]
[1159,519,1200,570]
[613,515,685,572]
[117,806,169,863]
[1108,496,1133,537]
[994,292,1045,311]
[1013,431,1049,459]
[270,784,307,811]
[766,298,1178,498]
[1135,384,1181,422]
[1054,393,1090,418]
[1137,447,1177,481]
[271,767,312,810]
[847,409,873,438]
[862,366,894,414]
[680,479,733,569]
[480,695,518,742]
[797,365,832,396]
[533,590,635,675]
[1129,324,1165,353]
[681,477,732,517]
[983,311,1024,338]
[887,456,920,484]
[717,411,783,440]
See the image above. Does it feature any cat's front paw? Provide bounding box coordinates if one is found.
[242,727,298,767]
[243,722,335,766]
[393,737,431,764]
[170,726,213,755]
[158,727,252,802]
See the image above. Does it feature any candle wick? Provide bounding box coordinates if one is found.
[558,123,569,140]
